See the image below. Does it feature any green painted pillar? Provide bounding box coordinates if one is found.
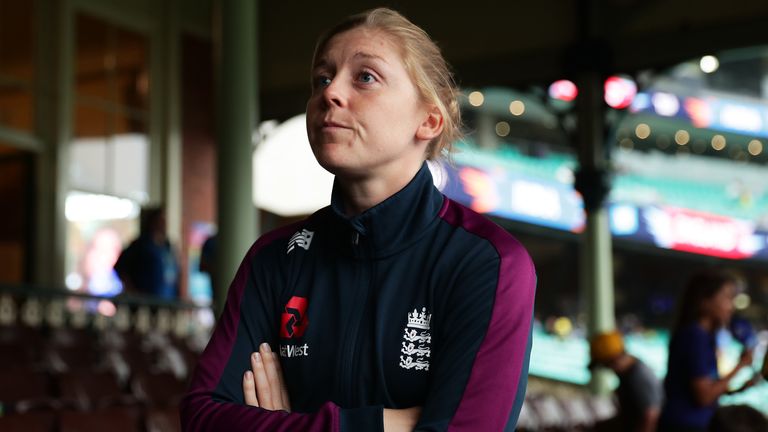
[214,0,259,316]
[575,68,616,395]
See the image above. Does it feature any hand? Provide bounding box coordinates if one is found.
[243,343,291,411]
[737,348,754,369]
[383,406,421,432]
[729,372,762,395]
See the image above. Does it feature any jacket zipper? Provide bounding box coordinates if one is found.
[340,229,368,405]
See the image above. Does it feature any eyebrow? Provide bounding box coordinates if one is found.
[313,50,390,70]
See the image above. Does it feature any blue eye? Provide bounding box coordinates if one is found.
[315,76,331,88]
[358,72,376,84]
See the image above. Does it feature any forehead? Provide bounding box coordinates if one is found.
[316,27,404,66]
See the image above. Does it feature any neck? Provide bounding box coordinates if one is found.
[612,354,636,374]
[336,160,424,216]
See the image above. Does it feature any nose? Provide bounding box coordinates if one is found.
[321,78,347,108]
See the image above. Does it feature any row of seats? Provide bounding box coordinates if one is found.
[0,406,179,432]
[517,393,617,431]
[0,312,618,431]
[0,322,197,432]
[0,369,186,412]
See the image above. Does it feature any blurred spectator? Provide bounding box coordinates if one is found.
[198,233,220,308]
[590,330,662,432]
[660,270,761,432]
[114,206,179,300]
[708,405,768,432]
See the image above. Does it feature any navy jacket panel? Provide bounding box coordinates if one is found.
[180,163,536,431]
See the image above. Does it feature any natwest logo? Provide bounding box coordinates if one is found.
[280,296,309,338]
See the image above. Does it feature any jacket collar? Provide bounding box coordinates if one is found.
[328,162,445,258]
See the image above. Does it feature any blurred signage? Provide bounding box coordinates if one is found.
[631,91,768,138]
[642,206,765,260]
[442,165,584,232]
[440,162,768,261]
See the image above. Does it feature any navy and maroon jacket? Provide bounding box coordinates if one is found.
[181,163,537,431]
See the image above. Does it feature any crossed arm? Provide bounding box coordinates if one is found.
[242,343,421,432]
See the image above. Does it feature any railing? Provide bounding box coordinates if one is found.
[0,283,214,343]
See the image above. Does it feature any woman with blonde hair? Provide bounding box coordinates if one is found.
[181,8,536,431]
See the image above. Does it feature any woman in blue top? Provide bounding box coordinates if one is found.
[659,271,758,431]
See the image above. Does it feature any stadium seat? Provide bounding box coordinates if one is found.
[59,406,142,432]
[0,411,55,432]
[0,368,57,413]
[146,407,182,432]
[56,370,138,410]
[131,371,187,407]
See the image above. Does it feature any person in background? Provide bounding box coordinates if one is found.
[708,405,768,432]
[590,330,663,432]
[181,7,536,432]
[198,233,219,305]
[114,206,179,300]
[659,270,761,432]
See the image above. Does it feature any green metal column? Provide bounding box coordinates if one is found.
[571,0,616,394]
[575,68,616,395]
[214,0,259,316]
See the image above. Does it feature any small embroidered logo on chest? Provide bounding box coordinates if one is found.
[399,307,432,371]
[287,229,314,254]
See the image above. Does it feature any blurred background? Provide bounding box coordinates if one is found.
[1,0,768,431]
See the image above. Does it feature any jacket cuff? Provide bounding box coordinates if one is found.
[340,405,383,432]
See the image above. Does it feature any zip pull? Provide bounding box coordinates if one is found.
[352,232,360,246]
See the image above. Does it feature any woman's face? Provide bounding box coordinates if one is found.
[701,282,736,327]
[306,27,431,179]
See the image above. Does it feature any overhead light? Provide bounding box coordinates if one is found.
[652,92,680,117]
[604,75,637,109]
[700,55,719,74]
[674,130,690,145]
[468,91,484,107]
[509,100,525,116]
[548,79,578,102]
[635,123,651,139]
[711,135,726,151]
[747,139,763,156]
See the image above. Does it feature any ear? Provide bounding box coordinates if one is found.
[415,105,444,142]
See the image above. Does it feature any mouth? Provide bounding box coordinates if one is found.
[322,120,349,130]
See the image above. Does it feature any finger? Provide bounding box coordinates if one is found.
[273,352,291,411]
[260,343,284,410]
[243,370,259,407]
[251,352,274,410]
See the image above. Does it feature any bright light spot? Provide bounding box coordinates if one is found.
[630,92,651,112]
[509,100,525,116]
[65,192,140,222]
[733,293,750,310]
[635,123,651,139]
[674,130,690,145]
[65,273,83,291]
[748,139,763,156]
[711,135,726,150]
[468,91,484,107]
[495,121,510,137]
[548,79,578,102]
[553,317,573,337]
[700,55,720,73]
[604,75,637,109]
[97,300,117,317]
[652,92,680,117]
